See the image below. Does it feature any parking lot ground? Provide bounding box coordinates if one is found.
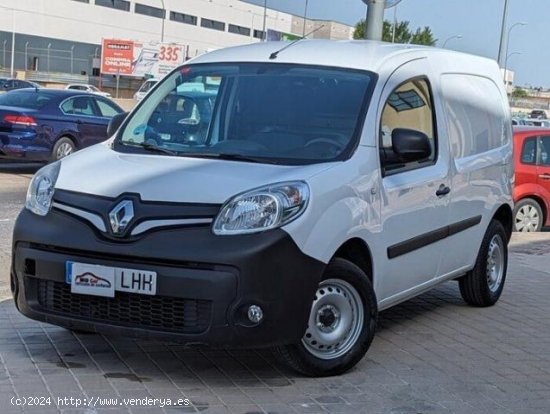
[1,163,550,413]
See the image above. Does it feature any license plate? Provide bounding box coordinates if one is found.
[67,262,157,298]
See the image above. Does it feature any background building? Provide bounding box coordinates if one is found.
[0,0,353,95]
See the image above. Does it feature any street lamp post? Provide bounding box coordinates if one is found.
[391,5,397,42]
[10,8,15,77]
[47,43,51,73]
[497,0,509,66]
[160,0,166,42]
[70,45,75,74]
[504,51,521,79]
[302,0,309,38]
[504,52,521,93]
[24,41,29,71]
[504,22,526,76]
[442,34,463,48]
[3,40,7,69]
[363,0,386,40]
[262,0,267,41]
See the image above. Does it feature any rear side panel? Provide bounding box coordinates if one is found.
[437,70,513,275]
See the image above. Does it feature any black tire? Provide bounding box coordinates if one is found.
[459,220,508,307]
[273,258,377,377]
[51,137,76,162]
[513,198,544,232]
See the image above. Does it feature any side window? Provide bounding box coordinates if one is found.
[380,78,436,174]
[60,97,96,116]
[540,137,550,166]
[521,137,537,165]
[95,99,121,117]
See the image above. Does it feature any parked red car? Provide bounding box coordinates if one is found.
[513,127,550,231]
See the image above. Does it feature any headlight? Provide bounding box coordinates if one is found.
[212,181,310,235]
[25,161,61,216]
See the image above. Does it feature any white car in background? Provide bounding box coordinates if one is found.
[133,78,158,101]
[65,84,111,98]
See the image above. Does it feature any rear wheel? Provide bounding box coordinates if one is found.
[513,198,543,232]
[459,220,508,307]
[51,137,76,161]
[274,258,377,377]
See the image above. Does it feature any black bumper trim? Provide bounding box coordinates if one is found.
[12,208,325,347]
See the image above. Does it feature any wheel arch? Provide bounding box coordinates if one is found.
[56,133,79,149]
[332,238,373,284]
[493,203,513,241]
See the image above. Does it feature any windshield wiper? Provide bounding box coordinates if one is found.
[182,152,278,164]
[124,142,178,156]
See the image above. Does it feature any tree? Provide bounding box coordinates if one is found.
[511,87,528,99]
[353,19,437,46]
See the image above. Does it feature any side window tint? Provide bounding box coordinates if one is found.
[61,97,95,116]
[541,137,550,165]
[380,78,436,174]
[521,137,537,164]
[96,99,121,117]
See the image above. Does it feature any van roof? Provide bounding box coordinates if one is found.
[189,39,496,74]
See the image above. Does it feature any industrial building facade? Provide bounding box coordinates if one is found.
[0,0,354,78]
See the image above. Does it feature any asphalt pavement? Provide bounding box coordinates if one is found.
[0,163,40,298]
[1,162,550,413]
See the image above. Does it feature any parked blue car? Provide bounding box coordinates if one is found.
[0,89,124,162]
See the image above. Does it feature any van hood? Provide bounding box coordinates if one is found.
[55,143,335,204]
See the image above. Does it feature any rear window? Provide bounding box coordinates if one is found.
[0,91,54,109]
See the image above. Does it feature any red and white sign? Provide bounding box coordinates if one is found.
[100,39,134,75]
[101,39,186,78]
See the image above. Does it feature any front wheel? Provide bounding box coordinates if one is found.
[274,258,377,377]
[459,220,508,307]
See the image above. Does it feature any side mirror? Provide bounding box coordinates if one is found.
[392,128,432,162]
[107,112,128,137]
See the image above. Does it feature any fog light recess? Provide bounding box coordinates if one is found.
[247,305,264,324]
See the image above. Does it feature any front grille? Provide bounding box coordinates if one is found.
[35,278,212,334]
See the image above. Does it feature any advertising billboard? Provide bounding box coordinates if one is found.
[100,39,134,75]
[101,39,186,78]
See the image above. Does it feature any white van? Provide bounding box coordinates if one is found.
[12,41,513,377]
[133,78,158,101]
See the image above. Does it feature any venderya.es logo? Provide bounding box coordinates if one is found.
[74,272,112,289]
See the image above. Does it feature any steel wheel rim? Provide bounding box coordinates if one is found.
[515,205,540,232]
[487,234,505,292]
[56,142,74,159]
[301,279,364,360]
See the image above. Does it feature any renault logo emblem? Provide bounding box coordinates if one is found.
[109,200,134,235]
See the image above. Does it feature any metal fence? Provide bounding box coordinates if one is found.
[510,99,550,110]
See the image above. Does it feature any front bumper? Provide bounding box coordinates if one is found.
[12,208,325,347]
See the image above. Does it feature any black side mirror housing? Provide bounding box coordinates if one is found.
[107,112,128,137]
[391,128,432,163]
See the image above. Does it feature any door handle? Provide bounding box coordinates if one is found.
[436,184,451,197]
[539,174,550,180]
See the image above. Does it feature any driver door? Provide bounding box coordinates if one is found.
[376,60,451,307]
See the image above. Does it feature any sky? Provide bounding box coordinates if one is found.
[244,0,543,88]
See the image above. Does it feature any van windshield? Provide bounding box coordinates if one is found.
[116,63,374,165]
